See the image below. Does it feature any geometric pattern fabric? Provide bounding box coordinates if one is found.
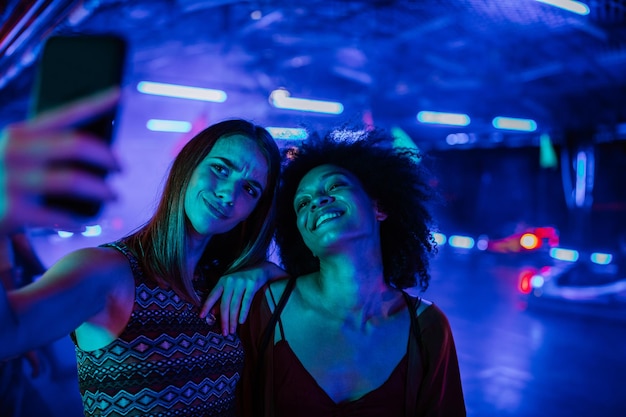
[74,241,243,416]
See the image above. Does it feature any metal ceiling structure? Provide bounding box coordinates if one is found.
[1,0,626,149]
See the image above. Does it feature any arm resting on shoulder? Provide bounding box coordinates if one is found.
[201,261,288,336]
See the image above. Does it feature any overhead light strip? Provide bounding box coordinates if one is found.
[146,119,192,133]
[492,116,537,132]
[533,0,590,15]
[270,89,344,115]
[137,81,227,102]
[266,127,309,140]
[417,111,470,127]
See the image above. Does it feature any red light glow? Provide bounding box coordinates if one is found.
[518,269,535,294]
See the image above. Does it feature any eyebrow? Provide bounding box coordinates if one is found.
[213,156,265,192]
[296,170,348,195]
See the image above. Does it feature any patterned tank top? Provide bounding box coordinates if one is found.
[73,240,244,417]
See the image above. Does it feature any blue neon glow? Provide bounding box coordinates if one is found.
[417,111,470,127]
[530,274,545,288]
[590,252,613,265]
[575,151,587,207]
[137,81,227,102]
[81,225,102,237]
[57,231,74,238]
[146,119,192,133]
[492,117,537,132]
[533,0,590,15]
[448,235,475,249]
[432,232,447,245]
[476,236,489,251]
[266,127,309,140]
[270,89,343,115]
[549,247,579,262]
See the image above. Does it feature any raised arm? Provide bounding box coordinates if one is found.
[0,246,129,360]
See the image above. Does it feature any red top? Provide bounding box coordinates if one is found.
[273,340,407,417]
[238,278,466,417]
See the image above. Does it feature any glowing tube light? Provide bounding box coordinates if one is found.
[137,81,227,102]
[81,225,102,237]
[432,232,447,245]
[590,252,613,265]
[492,117,537,132]
[146,119,192,133]
[448,235,475,249]
[533,0,590,15]
[549,248,579,262]
[270,89,343,115]
[417,111,470,127]
[575,151,587,208]
[266,127,309,140]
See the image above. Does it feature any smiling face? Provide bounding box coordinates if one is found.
[294,164,385,257]
[184,134,269,239]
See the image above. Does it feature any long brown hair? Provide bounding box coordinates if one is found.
[126,119,281,305]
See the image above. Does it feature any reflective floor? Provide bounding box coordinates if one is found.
[428,249,626,417]
[3,249,625,416]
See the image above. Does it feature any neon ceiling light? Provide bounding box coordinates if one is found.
[533,0,590,15]
[270,89,344,115]
[417,111,470,127]
[266,127,309,140]
[146,119,192,133]
[137,81,227,102]
[492,116,537,132]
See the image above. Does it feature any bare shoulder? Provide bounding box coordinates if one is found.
[265,276,291,311]
[264,274,309,312]
[417,297,433,316]
[45,245,133,292]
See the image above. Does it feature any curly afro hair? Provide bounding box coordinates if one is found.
[274,127,438,291]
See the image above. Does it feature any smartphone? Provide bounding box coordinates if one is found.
[31,34,127,218]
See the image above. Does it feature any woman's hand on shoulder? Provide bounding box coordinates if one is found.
[200,261,288,336]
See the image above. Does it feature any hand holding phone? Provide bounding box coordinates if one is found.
[1,89,121,233]
[30,34,127,218]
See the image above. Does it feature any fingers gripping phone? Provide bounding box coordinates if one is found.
[31,34,127,218]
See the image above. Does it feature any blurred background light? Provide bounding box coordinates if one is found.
[492,116,537,132]
[550,247,580,262]
[539,133,558,169]
[476,235,489,251]
[533,0,591,15]
[520,233,539,250]
[590,252,613,265]
[146,119,192,133]
[137,81,227,102]
[432,232,447,245]
[81,225,102,237]
[417,111,470,127]
[448,235,475,249]
[266,127,309,140]
[530,274,545,289]
[270,89,344,114]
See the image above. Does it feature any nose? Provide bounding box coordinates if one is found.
[310,194,334,211]
[215,181,236,206]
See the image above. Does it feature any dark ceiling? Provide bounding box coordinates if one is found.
[2,0,626,150]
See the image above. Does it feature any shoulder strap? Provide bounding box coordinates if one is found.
[253,275,298,416]
[258,275,297,354]
[403,291,425,417]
